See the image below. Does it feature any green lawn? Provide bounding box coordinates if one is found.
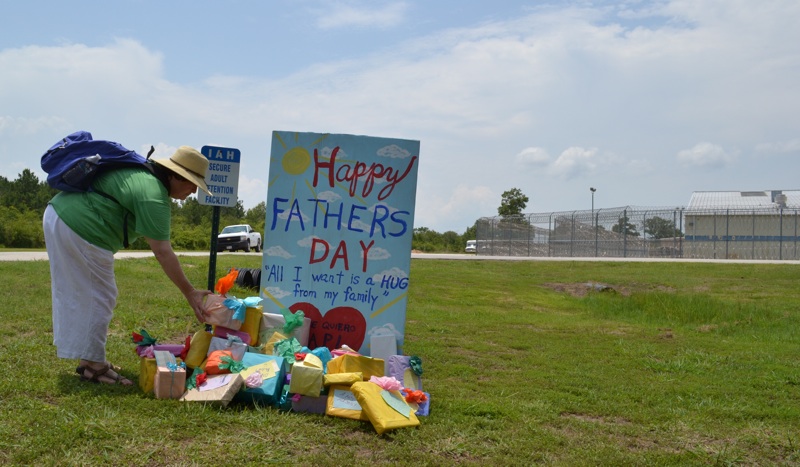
[1,256,799,465]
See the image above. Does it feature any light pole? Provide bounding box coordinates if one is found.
[590,187,596,225]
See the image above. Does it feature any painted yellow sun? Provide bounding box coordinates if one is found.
[282,146,311,175]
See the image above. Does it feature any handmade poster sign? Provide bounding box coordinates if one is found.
[261,131,420,355]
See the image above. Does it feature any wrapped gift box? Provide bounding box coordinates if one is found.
[327,354,384,380]
[240,306,263,346]
[153,351,186,399]
[260,311,311,347]
[351,381,420,435]
[184,329,212,369]
[289,353,324,397]
[291,393,328,414]
[204,294,242,330]
[233,352,288,407]
[181,374,243,407]
[323,372,363,387]
[386,355,422,390]
[139,357,156,394]
[325,385,369,421]
[207,336,247,361]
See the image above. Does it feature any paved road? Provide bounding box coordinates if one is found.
[2,250,798,264]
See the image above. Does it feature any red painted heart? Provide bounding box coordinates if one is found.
[290,302,367,352]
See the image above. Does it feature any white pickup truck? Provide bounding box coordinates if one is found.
[217,224,262,252]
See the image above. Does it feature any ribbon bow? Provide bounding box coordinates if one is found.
[219,355,245,373]
[409,356,423,376]
[186,368,207,390]
[280,308,305,334]
[131,329,157,346]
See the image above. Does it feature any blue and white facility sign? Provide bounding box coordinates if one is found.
[200,145,241,207]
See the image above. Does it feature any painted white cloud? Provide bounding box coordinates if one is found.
[317,190,342,202]
[297,235,322,248]
[265,245,294,259]
[263,286,292,300]
[377,144,411,159]
[364,246,391,260]
[676,142,732,169]
[371,266,408,283]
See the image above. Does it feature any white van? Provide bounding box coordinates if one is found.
[465,240,477,253]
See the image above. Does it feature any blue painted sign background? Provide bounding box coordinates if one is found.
[260,131,420,355]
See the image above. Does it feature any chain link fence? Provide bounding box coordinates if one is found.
[476,206,800,261]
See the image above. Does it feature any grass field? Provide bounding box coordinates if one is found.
[1,255,799,465]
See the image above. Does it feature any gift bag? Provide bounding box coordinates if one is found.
[351,381,420,435]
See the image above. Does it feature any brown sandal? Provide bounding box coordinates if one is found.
[80,363,132,386]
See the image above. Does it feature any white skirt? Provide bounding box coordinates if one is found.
[43,204,117,362]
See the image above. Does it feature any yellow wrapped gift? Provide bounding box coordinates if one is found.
[323,372,363,387]
[325,385,369,421]
[139,357,156,394]
[240,306,263,346]
[327,354,384,380]
[351,381,420,435]
[262,331,287,355]
[289,354,324,397]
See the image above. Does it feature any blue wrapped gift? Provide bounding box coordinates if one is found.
[233,352,288,407]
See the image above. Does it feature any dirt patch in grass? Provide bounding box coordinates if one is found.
[543,282,676,297]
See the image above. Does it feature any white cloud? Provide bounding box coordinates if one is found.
[516,147,551,167]
[550,147,598,179]
[676,142,733,169]
[313,1,409,30]
[755,139,800,155]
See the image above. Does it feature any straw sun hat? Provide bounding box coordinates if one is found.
[152,146,212,195]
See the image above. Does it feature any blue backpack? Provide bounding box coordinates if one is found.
[41,131,157,247]
[41,130,154,192]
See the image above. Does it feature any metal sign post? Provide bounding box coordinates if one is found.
[199,145,241,289]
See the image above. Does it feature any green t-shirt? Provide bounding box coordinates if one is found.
[49,167,171,253]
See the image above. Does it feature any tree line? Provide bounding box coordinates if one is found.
[0,169,477,252]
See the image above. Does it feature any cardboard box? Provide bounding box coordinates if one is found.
[153,351,186,399]
[180,374,243,407]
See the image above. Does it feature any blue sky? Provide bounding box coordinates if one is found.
[2,0,799,233]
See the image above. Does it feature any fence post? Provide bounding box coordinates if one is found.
[779,207,784,260]
[623,209,628,257]
[725,209,730,260]
[595,209,600,257]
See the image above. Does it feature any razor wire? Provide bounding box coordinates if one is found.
[475,206,800,261]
